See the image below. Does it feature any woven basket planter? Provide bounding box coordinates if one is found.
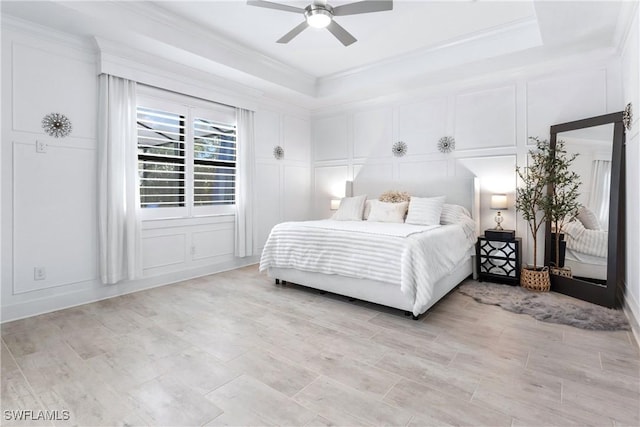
[521,267,551,292]
[550,266,572,278]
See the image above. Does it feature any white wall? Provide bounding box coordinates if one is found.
[311,57,622,270]
[620,5,640,340]
[254,110,311,254]
[0,21,311,322]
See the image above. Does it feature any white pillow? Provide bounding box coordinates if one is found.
[333,195,367,221]
[576,206,601,230]
[440,203,471,224]
[405,196,446,226]
[367,200,409,223]
[363,200,372,220]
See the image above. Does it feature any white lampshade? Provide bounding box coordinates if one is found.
[490,194,508,210]
[330,199,341,210]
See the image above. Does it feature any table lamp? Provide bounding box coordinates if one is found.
[490,194,508,230]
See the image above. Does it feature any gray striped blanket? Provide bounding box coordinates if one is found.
[564,220,608,258]
[259,220,475,315]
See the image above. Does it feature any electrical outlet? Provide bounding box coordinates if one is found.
[36,140,48,153]
[34,267,46,280]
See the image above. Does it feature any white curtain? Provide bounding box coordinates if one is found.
[97,74,141,284]
[588,159,611,230]
[235,108,255,257]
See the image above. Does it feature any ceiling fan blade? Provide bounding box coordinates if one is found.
[333,0,393,16]
[326,21,357,46]
[277,21,309,43]
[246,0,305,14]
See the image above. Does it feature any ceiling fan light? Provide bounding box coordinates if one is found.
[306,8,332,28]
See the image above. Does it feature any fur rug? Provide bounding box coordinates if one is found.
[458,280,629,331]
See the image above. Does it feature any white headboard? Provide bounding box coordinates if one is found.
[349,177,480,235]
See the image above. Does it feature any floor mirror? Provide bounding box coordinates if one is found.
[545,112,626,308]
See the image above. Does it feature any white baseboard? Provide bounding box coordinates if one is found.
[1,256,260,323]
[624,290,640,348]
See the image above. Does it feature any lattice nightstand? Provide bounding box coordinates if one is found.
[476,235,521,285]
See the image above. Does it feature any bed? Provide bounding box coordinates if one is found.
[259,178,480,318]
[563,219,608,280]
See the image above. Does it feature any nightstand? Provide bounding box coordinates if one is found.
[476,234,521,285]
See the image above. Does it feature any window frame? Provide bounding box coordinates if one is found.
[137,88,236,221]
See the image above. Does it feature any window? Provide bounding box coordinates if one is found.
[136,89,236,219]
[193,117,236,206]
[137,107,186,208]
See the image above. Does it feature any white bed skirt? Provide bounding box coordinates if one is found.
[565,248,607,280]
[266,254,472,315]
[564,260,607,280]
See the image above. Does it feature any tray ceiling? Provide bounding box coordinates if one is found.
[1,1,630,108]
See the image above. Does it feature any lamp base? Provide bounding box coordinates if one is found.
[494,211,504,230]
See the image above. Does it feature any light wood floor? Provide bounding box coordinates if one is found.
[2,265,639,426]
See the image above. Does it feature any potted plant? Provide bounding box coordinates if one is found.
[515,137,552,291]
[544,139,581,276]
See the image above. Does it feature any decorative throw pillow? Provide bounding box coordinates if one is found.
[405,196,446,226]
[332,195,367,221]
[379,190,411,203]
[440,203,472,224]
[576,206,601,230]
[367,200,409,223]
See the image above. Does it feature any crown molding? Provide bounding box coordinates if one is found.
[7,0,317,97]
[310,47,618,117]
[2,1,631,112]
[315,17,542,99]
[95,36,263,111]
[321,17,540,82]
[1,14,96,54]
[112,1,317,92]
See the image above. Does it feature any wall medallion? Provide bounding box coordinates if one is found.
[392,141,407,157]
[273,145,284,160]
[438,136,455,153]
[42,113,72,138]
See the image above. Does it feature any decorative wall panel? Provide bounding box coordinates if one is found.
[12,42,96,139]
[284,115,310,162]
[255,109,280,159]
[13,142,97,293]
[142,234,186,270]
[283,166,310,221]
[397,98,448,155]
[314,165,349,218]
[192,228,234,261]
[457,155,517,231]
[454,85,516,150]
[313,115,348,161]
[527,69,607,139]
[353,107,393,159]
[255,163,281,249]
[397,160,448,182]
[353,162,393,193]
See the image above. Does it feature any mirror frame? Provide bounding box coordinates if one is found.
[545,111,626,308]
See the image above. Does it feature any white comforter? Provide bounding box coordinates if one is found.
[259,220,476,315]
[563,220,608,258]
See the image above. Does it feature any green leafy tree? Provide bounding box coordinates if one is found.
[544,139,581,267]
[516,137,552,269]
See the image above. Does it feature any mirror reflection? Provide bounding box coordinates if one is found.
[554,123,613,284]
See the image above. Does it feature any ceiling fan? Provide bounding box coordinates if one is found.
[247,0,393,46]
